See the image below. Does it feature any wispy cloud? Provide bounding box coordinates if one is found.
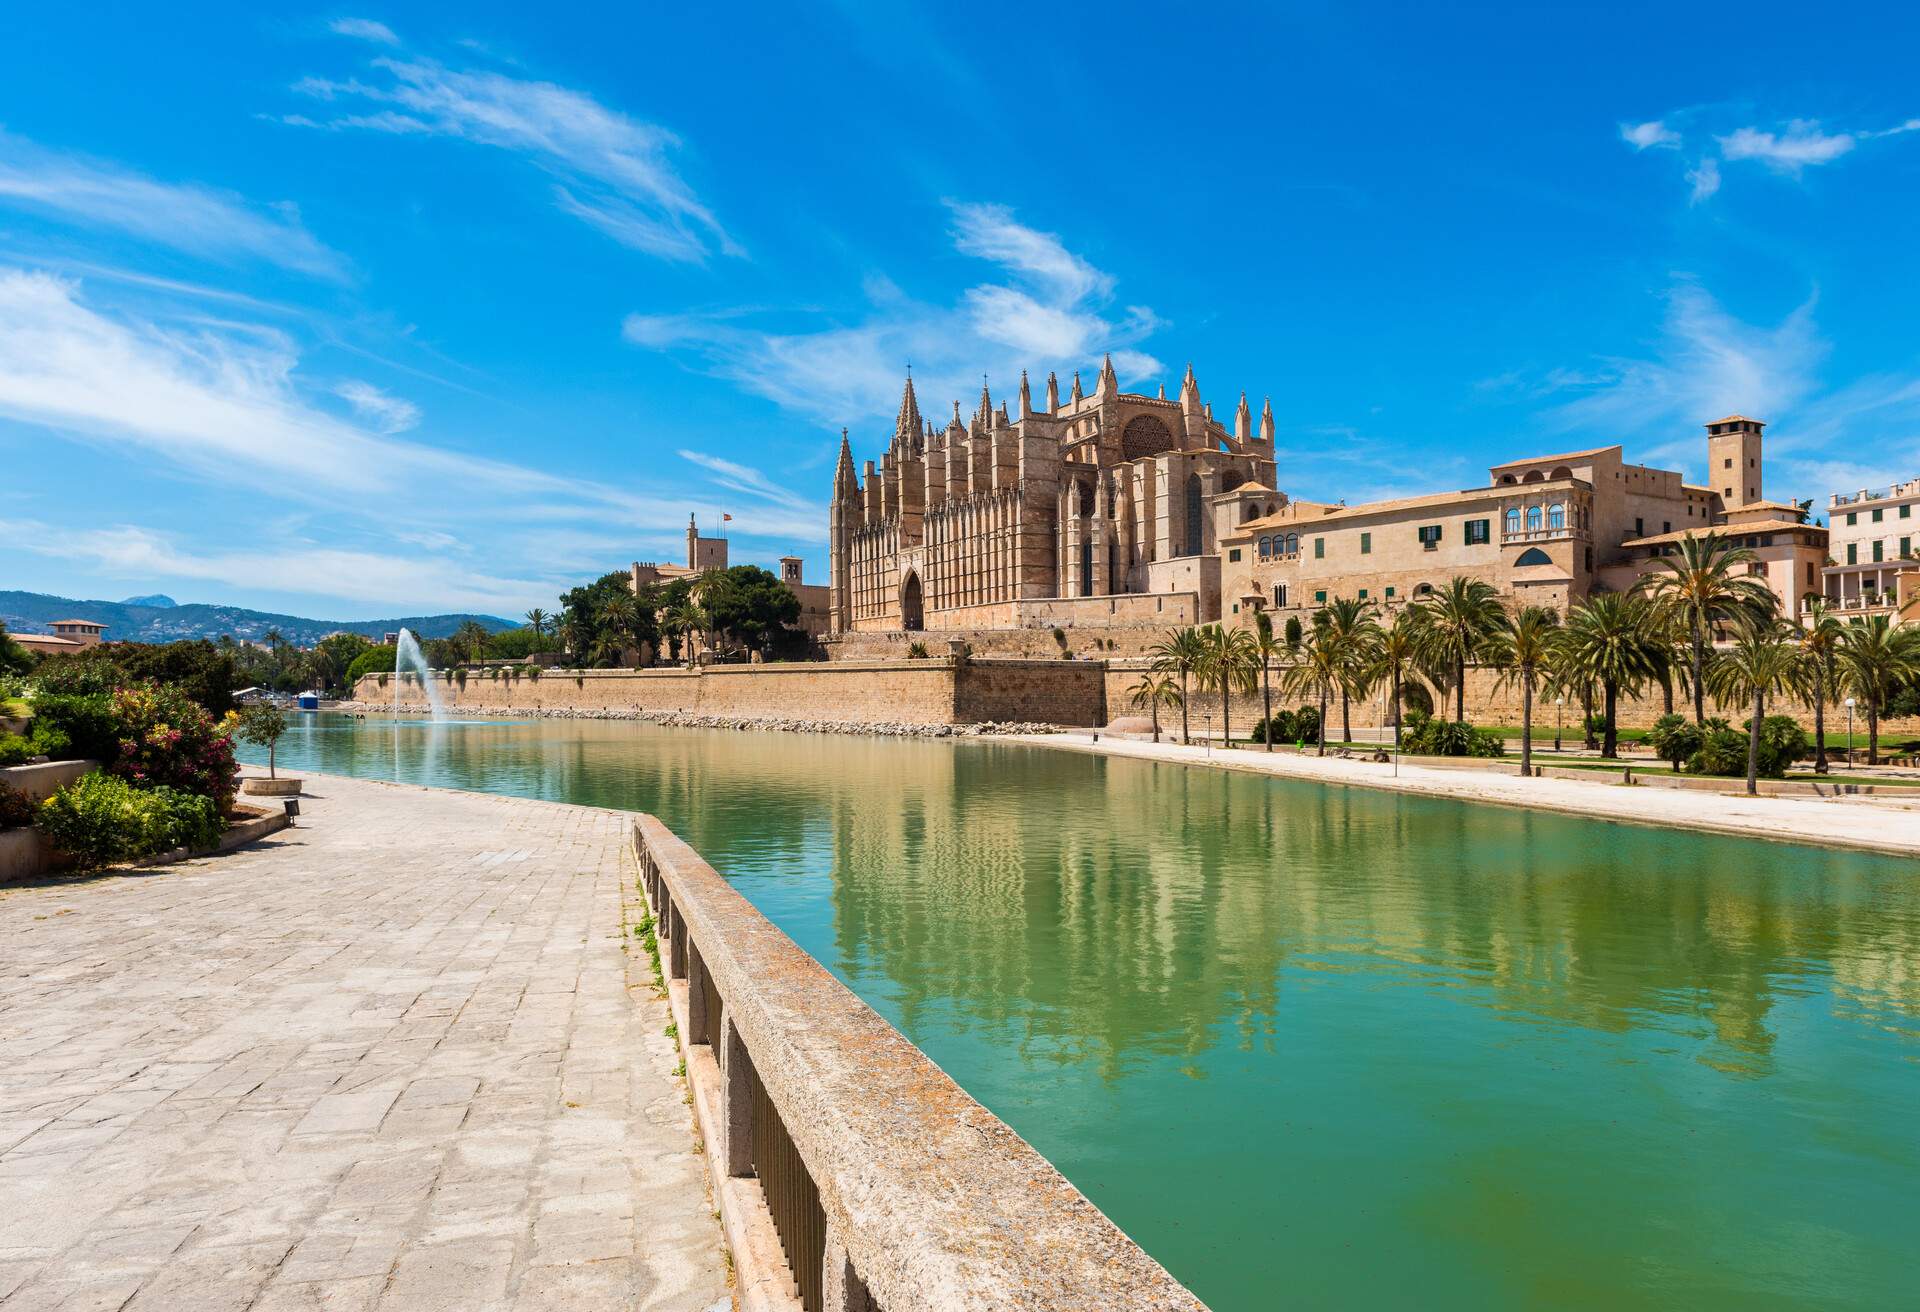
[285,50,737,263]
[1717,121,1855,172]
[623,201,1166,428]
[333,378,420,432]
[329,16,398,45]
[1620,119,1680,151]
[1686,157,1721,204]
[677,450,814,512]
[0,131,346,279]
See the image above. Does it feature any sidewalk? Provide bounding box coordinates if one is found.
[1022,733,1920,857]
[0,771,728,1311]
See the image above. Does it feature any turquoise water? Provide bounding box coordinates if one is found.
[242,715,1920,1310]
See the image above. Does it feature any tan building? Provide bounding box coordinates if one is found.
[831,360,1279,632]
[1222,415,1825,623]
[629,514,830,644]
[13,618,107,657]
[1824,477,1920,621]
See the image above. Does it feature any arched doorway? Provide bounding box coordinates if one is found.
[900,572,924,631]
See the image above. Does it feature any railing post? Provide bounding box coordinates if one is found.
[669,905,688,980]
[687,941,709,1043]
[823,1224,872,1312]
[721,1012,753,1177]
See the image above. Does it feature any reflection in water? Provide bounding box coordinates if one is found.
[250,715,1920,1311]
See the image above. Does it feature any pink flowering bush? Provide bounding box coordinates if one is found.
[107,683,238,812]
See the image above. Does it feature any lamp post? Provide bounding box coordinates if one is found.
[1845,697,1856,770]
[1203,711,1213,757]
[1554,697,1564,754]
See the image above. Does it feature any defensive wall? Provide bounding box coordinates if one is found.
[354,658,1109,728]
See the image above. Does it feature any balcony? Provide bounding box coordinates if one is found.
[1502,527,1583,545]
[1832,479,1920,508]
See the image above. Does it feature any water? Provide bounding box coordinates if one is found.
[243,715,1920,1311]
[391,628,447,721]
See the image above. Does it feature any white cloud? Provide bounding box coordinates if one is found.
[333,378,420,432]
[329,17,398,45]
[1686,157,1721,204]
[287,54,736,263]
[1620,119,1680,151]
[623,202,1166,428]
[677,450,815,512]
[0,131,346,279]
[1718,121,1855,172]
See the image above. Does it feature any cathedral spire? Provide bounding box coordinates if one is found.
[1070,370,1084,404]
[1259,395,1275,443]
[1018,369,1032,419]
[977,376,993,427]
[892,373,922,448]
[833,428,858,502]
[1179,361,1202,420]
[1235,390,1252,441]
[1096,352,1118,397]
[1045,370,1059,414]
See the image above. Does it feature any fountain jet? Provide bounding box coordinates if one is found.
[392,628,449,722]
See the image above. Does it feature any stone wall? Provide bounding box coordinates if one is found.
[355,658,1108,727]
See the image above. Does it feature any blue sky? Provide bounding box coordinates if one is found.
[3,2,1918,619]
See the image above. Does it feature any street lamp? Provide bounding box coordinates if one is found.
[1203,710,1213,757]
[1845,697,1856,769]
[1554,697,1564,754]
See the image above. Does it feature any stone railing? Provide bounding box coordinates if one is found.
[633,816,1209,1312]
[1832,480,1920,508]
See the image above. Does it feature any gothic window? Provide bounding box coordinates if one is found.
[1514,547,1553,567]
[1505,508,1521,535]
[1078,481,1095,519]
[1259,536,1272,560]
[1079,540,1093,595]
[1184,474,1203,557]
[1547,502,1566,530]
[1285,532,1299,554]
[1525,505,1542,532]
[1121,414,1177,460]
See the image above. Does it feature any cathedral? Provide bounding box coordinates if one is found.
[830,358,1282,634]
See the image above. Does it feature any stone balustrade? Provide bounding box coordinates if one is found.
[633,815,1210,1312]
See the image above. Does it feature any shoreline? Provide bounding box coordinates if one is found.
[1018,732,1920,859]
[332,700,1060,738]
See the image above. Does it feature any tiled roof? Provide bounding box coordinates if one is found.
[1621,519,1820,547]
[1488,445,1621,471]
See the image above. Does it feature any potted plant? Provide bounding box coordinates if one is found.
[233,704,301,796]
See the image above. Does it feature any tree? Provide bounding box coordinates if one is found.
[1410,577,1505,721]
[1251,612,1283,752]
[707,566,801,656]
[232,703,290,779]
[1196,624,1260,745]
[1797,596,1844,772]
[1485,605,1560,777]
[1832,615,1920,765]
[1319,597,1380,744]
[524,608,548,638]
[1554,594,1659,758]
[1367,610,1427,759]
[1707,614,1802,795]
[263,628,284,651]
[455,620,491,665]
[1283,621,1342,758]
[1149,627,1209,744]
[1127,672,1183,744]
[1635,533,1775,724]
[600,594,639,665]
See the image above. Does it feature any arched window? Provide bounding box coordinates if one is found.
[1414,582,1434,597]
[1525,505,1542,532]
[1505,508,1521,535]
[1547,502,1565,530]
[1258,536,1272,560]
[1285,533,1299,555]
[1514,547,1554,567]
[1184,473,1203,556]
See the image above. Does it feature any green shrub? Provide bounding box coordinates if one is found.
[1292,705,1321,745]
[1403,712,1505,758]
[29,693,118,762]
[1687,727,1750,777]
[345,647,399,685]
[107,683,238,809]
[0,733,31,767]
[1645,713,1696,769]
[36,774,221,870]
[906,641,930,659]
[1252,710,1296,744]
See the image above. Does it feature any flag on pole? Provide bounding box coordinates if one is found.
[722,513,732,521]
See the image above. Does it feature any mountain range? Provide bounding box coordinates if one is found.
[0,591,519,646]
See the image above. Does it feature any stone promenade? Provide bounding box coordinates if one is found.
[0,773,728,1311]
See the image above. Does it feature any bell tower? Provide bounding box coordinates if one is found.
[1705,415,1764,510]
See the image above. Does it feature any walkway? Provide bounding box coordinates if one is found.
[0,773,728,1312]
[1026,733,1920,857]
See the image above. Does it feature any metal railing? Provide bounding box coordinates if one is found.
[633,816,1208,1312]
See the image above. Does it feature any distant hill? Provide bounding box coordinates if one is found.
[0,590,518,646]
[120,594,177,608]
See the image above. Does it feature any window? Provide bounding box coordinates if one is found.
[1847,543,1858,565]
[1285,533,1299,555]
[1184,474,1203,557]
[1418,524,1442,548]
[1358,589,1369,599]
[1723,457,1732,469]
[1258,536,1271,560]
[1663,521,1671,534]
[1274,584,1288,608]
[1228,548,1242,562]
[1504,508,1521,535]
[1232,603,1239,614]
[1525,506,1542,532]
[1873,540,1884,562]
[1385,586,1396,598]
[1314,537,1325,559]
[1466,518,1490,545]
[1514,547,1553,566]
[1902,504,1912,519]
[1848,511,1858,525]
[1902,537,1913,559]
[1634,517,1644,537]
[1314,589,1327,604]
[1873,508,1884,523]
[1547,503,1565,530]
[1360,531,1372,554]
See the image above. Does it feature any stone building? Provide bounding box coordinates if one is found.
[830,359,1279,633]
[11,618,107,658]
[630,514,831,641]
[1824,476,1920,622]
[1220,415,1828,624]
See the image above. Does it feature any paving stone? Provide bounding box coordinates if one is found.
[0,773,727,1310]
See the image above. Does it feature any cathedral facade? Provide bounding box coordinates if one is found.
[830,358,1281,634]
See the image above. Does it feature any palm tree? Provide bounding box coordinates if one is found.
[1197,624,1260,745]
[1148,626,1209,744]
[1555,594,1659,758]
[1367,610,1426,759]
[1833,615,1920,765]
[1635,533,1775,724]
[1485,605,1561,777]
[1708,614,1802,795]
[601,594,639,666]
[558,613,586,664]
[1127,672,1183,744]
[1797,596,1844,772]
[1319,598,1380,744]
[263,627,283,651]
[1251,612,1283,752]
[666,602,703,666]
[456,620,491,665]
[1411,577,1505,721]
[1283,622,1342,758]
[524,607,548,638]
